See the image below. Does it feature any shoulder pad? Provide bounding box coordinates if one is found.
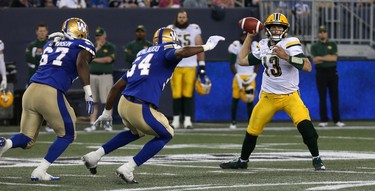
[285,37,301,49]
[191,24,200,30]
[0,40,4,51]
[232,40,240,46]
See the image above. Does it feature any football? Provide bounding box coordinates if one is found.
[238,17,264,34]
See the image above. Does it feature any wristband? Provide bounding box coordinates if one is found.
[288,56,304,70]
[83,85,92,96]
[103,109,112,116]
[202,45,210,51]
[198,61,205,66]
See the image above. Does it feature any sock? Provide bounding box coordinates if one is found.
[246,102,254,120]
[128,158,137,168]
[183,97,193,117]
[44,137,71,163]
[94,147,105,158]
[133,136,171,166]
[9,133,32,148]
[240,132,258,161]
[231,98,239,122]
[173,98,182,115]
[36,158,51,172]
[297,120,319,157]
[102,130,140,154]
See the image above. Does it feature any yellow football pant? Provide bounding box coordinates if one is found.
[171,67,196,98]
[247,91,311,136]
[232,75,256,99]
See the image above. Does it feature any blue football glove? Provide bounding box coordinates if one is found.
[198,65,206,84]
[85,95,94,115]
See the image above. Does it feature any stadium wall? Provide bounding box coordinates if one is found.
[0,8,258,90]
[0,9,373,122]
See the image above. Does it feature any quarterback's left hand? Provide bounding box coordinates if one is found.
[85,95,94,115]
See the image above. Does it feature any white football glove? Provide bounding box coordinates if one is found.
[235,73,244,90]
[94,109,113,129]
[202,35,225,51]
[0,79,7,89]
[243,73,257,85]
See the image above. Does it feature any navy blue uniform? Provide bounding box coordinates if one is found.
[31,39,95,93]
[122,43,181,106]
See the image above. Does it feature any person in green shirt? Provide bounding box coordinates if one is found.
[25,23,49,83]
[25,23,52,132]
[124,25,152,68]
[310,25,345,128]
[85,27,116,132]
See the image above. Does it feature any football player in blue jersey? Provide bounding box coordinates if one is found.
[82,27,224,183]
[0,17,96,181]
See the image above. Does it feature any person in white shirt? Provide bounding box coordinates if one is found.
[227,32,259,129]
[167,10,206,129]
[57,0,86,8]
[0,40,7,90]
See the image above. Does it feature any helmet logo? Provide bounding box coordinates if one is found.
[77,22,87,33]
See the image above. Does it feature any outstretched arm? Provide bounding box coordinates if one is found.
[174,35,225,59]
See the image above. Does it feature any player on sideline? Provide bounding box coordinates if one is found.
[220,13,325,171]
[82,27,225,183]
[0,17,95,181]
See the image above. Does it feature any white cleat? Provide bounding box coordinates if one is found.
[84,125,96,132]
[184,119,193,129]
[171,119,180,129]
[0,137,10,157]
[335,121,346,127]
[104,125,113,132]
[229,124,237,129]
[318,122,328,127]
[45,126,54,133]
[81,151,101,174]
[30,168,60,181]
[116,163,137,184]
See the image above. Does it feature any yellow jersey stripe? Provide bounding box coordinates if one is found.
[286,40,301,48]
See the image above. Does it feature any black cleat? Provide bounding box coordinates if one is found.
[220,158,248,169]
[312,156,326,171]
[89,167,97,175]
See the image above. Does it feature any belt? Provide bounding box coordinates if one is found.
[125,96,157,110]
[91,72,111,75]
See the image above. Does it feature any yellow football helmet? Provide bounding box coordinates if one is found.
[0,89,14,108]
[153,27,179,45]
[195,75,212,95]
[240,85,255,103]
[61,17,89,39]
[264,13,289,42]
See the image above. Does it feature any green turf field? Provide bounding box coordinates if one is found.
[0,121,375,191]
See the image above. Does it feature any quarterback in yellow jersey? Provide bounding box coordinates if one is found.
[220,13,325,171]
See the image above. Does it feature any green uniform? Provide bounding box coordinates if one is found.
[89,41,116,74]
[124,39,153,65]
[25,39,48,80]
[310,40,338,69]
